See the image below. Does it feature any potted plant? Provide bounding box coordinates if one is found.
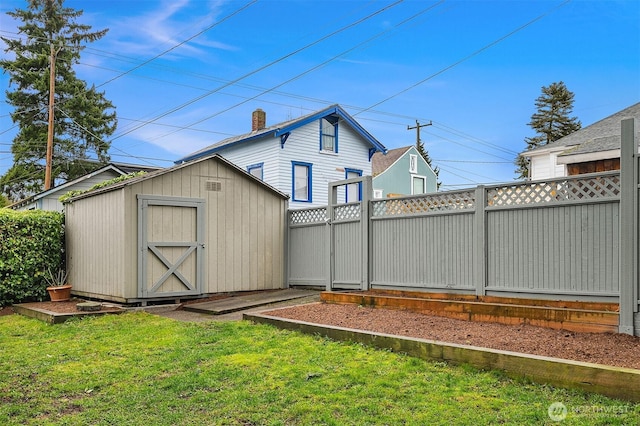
[44,268,72,302]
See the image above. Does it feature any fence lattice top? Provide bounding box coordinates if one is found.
[290,207,328,225]
[372,191,476,217]
[333,203,360,221]
[487,174,620,207]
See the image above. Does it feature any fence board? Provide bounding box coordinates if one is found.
[288,173,623,302]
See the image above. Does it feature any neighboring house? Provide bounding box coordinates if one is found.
[371,146,438,198]
[177,104,387,208]
[8,162,159,212]
[520,102,640,180]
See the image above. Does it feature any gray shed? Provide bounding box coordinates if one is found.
[65,154,289,303]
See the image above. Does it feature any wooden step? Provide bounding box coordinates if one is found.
[321,291,620,334]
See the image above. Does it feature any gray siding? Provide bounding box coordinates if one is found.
[66,156,287,302]
[66,189,128,300]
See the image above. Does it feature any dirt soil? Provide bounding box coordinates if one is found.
[263,303,640,370]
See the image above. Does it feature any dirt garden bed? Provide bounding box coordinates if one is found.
[263,303,640,370]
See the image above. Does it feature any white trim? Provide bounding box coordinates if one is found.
[411,175,427,195]
[556,149,620,165]
[409,154,418,173]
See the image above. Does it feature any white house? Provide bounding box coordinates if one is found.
[8,162,158,212]
[520,102,640,180]
[177,105,387,208]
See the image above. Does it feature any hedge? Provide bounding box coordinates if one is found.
[0,209,65,306]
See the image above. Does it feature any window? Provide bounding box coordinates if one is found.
[292,161,312,202]
[409,154,418,173]
[320,117,338,153]
[373,189,383,199]
[345,168,362,202]
[247,162,263,180]
[412,176,426,195]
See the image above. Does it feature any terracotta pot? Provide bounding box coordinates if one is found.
[46,285,72,302]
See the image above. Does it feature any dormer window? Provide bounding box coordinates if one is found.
[320,117,338,153]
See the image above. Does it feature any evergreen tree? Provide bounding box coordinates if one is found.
[0,0,116,200]
[415,137,441,190]
[515,81,581,179]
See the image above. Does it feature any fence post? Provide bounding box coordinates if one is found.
[361,176,372,291]
[326,181,338,292]
[619,117,637,335]
[474,186,487,297]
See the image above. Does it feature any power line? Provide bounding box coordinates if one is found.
[95,0,257,89]
[354,0,571,115]
[149,1,445,142]
[110,0,404,142]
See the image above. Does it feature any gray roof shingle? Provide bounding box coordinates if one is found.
[525,102,640,157]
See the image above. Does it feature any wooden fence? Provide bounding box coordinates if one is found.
[287,119,639,335]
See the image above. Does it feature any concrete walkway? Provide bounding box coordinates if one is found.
[147,289,321,322]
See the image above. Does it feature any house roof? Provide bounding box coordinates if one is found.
[176,104,387,164]
[7,164,128,210]
[371,146,412,176]
[522,102,640,158]
[68,154,289,203]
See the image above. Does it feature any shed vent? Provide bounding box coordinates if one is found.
[205,181,222,192]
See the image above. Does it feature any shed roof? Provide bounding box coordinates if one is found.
[176,104,387,164]
[68,154,289,203]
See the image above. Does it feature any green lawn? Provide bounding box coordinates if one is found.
[0,312,637,425]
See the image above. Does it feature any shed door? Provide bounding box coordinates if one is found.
[137,195,205,298]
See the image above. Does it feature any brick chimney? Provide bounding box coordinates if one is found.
[252,108,266,131]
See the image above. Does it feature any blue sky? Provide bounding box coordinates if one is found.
[1,0,639,189]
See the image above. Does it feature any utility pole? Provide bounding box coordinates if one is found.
[44,43,56,190]
[407,120,432,145]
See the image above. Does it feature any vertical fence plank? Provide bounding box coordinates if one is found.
[619,117,636,335]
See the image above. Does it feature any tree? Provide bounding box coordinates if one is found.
[415,137,441,190]
[515,81,581,179]
[0,0,116,201]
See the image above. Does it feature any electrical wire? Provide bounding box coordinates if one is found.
[95,0,257,89]
[354,0,571,115]
[149,1,445,142]
[109,0,404,141]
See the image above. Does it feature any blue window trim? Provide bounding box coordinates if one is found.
[319,117,338,153]
[345,168,362,202]
[247,162,264,180]
[291,161,313,203]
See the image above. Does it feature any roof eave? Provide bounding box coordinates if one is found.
[176,131,275,164]
[275,105,387,154]
[556,149,621,165]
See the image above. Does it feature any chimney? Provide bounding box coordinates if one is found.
[252,108,266,131]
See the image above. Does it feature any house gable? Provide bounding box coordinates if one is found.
[372,146,437,197]
[176,105,387,207]
[8,164,127,211]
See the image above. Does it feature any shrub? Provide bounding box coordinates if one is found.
[0,209,65,306]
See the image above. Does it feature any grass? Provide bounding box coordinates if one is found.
[0,312,637,425]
